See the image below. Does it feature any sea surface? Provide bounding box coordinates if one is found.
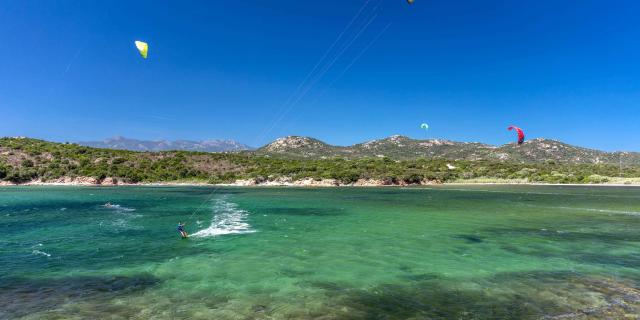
[1,185,640,319]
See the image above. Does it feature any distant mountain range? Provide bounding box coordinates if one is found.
[256,135,640,165]
[78,136,253,152]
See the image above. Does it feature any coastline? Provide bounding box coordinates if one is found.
[1,176,639,187]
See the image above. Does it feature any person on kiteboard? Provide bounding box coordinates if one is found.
[177,222,188,238]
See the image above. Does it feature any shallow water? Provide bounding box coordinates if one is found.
[1,185,640,319]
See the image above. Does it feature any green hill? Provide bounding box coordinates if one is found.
[257,135,640,165]
[0,137,639,185]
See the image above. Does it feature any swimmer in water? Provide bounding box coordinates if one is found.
[104,202,113,207]
[177,222,188,238]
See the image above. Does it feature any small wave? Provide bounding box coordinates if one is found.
[441,187,639,199]
[102,204,136,212]
[112,218,128,228]
[191,197,255,238]
[32,250,51,257]
[108,217,143,231]
[558,206,640,216]
[525,204,640,216]
[99,203,142,231]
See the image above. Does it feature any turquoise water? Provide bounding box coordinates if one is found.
[2,186,640,319]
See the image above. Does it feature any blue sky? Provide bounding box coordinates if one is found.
[1,0,639,151]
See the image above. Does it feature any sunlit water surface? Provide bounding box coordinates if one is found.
[2,185,640,319]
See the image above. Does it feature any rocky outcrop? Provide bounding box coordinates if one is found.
[101,177,119,185]
[258,137,342,158]
[26,176,100,185]
[2,176,443,187]
[292,178,339,187]
[262,137,324,152]
[0,176,128,186]
[228,177,439,187]
[233,179,258,186]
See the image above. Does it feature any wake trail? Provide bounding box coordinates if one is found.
[30,244,51,257]
[102,204,136,212]
[191,196,256,238]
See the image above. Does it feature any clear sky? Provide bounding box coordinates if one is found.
[1,0,639,151]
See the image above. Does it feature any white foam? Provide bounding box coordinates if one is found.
[525,204,640,216]
[558,206,640,216]
[100,204,143,230]
[32,249,51,257]
[191,197,256,238]
[102,204,136,212]
[109,217,143,230]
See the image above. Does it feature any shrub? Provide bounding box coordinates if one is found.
[587,174,609,184]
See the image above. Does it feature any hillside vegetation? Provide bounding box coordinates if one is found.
[257,136,640,165]
[1,138,639,185]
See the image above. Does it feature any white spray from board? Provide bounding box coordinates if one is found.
[191,196,256,238]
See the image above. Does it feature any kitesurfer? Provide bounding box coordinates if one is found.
[177,222,188,238]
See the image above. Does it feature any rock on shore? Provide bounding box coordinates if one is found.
[1,176,127,186]
[229,177,438,187]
